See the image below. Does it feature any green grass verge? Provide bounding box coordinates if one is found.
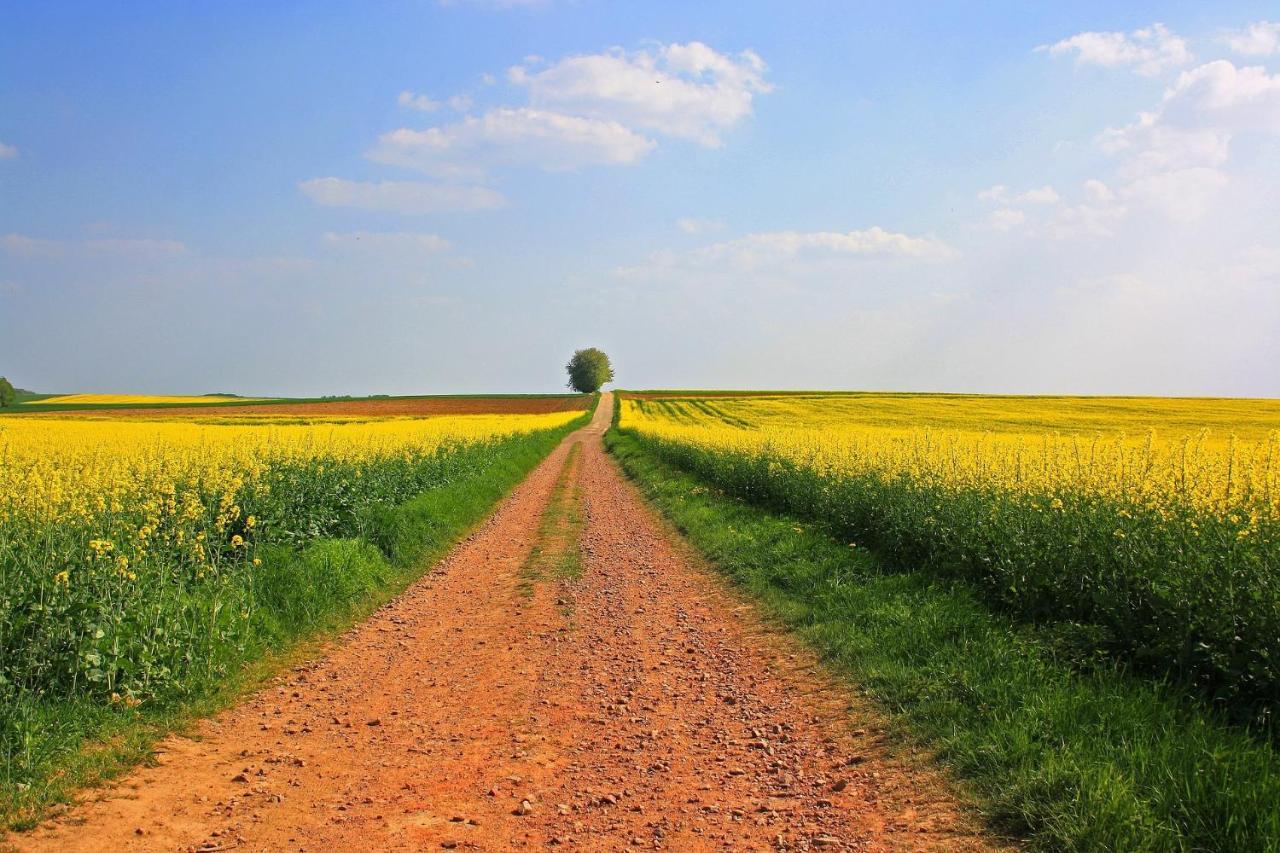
[1,415,584,831]
[605,427,1280,851]
[518,442,585,597]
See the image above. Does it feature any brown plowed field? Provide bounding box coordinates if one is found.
[5,394,1000,851]
[27,396,589,418]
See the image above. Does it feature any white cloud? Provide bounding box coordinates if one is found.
[1061,272,1159,298]
[1158,60,1280,134]
[0,142,17,159]
[1121,166,1230,223]
[327,41,768,205]
[1096,59,1280,175]
[1039,22,1192,77]
[1082,179,1116,205]
[3,233,189,261]
[398,91,441,112]
[298,177,506,213]
[676,217,726,235]
[322,231,452,253]
[86,238,188,258]
[1084,60,1280,221]
[619,227,956,280]
[1098,120,1231,174]
[977,184,1059,205]
[985,208,1026,231]
[1043,200,1129,239]
[978,179,1129,239]
[1099,61,1280,165]
[699,228,957,264]
[508,41,772,146]
[1019,186,1061,204]
[367,107,656,178]
[976,184,1008,203]
[1221,21,1280,56]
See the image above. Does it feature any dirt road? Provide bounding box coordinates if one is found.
[7,393,997,851]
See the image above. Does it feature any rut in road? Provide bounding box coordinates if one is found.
[7,393,1000,852]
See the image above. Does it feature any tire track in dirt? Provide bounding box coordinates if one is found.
[5,394,1001,851]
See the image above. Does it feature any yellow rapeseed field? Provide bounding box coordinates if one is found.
[616,391,1280,721]
[621,394,1280,520]
[0,411,582,528]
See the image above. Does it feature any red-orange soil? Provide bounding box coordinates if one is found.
[27,396,588,419]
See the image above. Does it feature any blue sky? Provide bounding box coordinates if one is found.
[2,1,1278,396]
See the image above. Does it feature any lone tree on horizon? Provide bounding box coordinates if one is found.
[565,348,614,394]
[0,377,15,408]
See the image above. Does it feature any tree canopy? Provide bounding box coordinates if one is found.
[0,377,15,408]
[565,349,614,394]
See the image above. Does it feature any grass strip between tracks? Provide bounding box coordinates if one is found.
[605,424,1280,851]
[2,406,592,831]
[519,441,586,596]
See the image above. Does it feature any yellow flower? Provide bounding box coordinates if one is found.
[616,397,1280,524]
[54,570,70,586]
[230,534,245,548]
[245,515,257,528]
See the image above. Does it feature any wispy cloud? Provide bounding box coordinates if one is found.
[1220,21,1280,57]
[1038,23,1192,77]
[367,108,655,179]
[509,42,772,147]
[676,217,727,235]
[977,185,1060,205]
[319,41,771,214]
[398,91,441,112]
[298,177,506,213]
[86,238,188,258]
[322,231,452,253]
[0,141,18,159]
[3,233,188,258]
[618,227,957,281]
